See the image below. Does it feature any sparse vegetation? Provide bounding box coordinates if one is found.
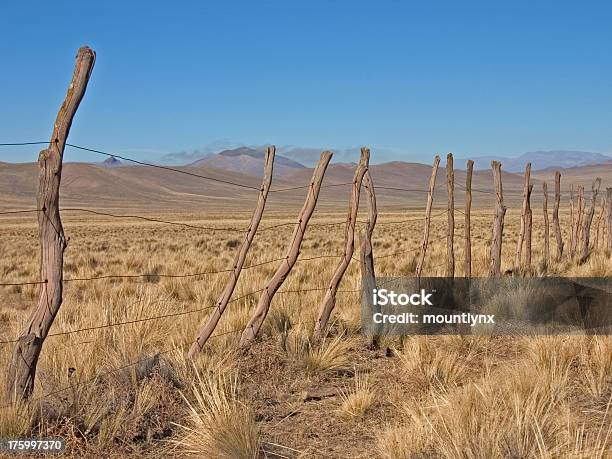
[171,371,260,459]
[338,370,375,418]
[1,206,610,457]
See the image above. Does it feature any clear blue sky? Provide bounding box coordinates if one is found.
[1,1,611,164]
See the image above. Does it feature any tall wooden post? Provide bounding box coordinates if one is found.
[575,186,585,255]
[514,163,531,269]
[607,188,612,252]
[446,153,455,278]
[188,147,276,357]
[315,149,369,337]
[603,201,608,249]
[360,168,378,347]
[569,184,576,258]
[488,161,506,277]
[594,198,605,248]
[579,178,601,263]
[6,47,95,401]
[464,160,474,277]
[542,181,550,268]
[241,152,332,346]
[525,184,533,270]
[553,171,564,260]
[415,155,440,277]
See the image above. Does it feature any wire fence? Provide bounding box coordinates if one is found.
[0,140,597,293]
[1,139,607,410]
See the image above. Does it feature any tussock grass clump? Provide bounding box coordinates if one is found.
[581,336,612,398]
[377,421,431,459]
[285,330,353,376]
[0,400,35,438]
[396,336,471,391]
[302,334,353,376]
[338,371,375,418]
[172,371,260,459]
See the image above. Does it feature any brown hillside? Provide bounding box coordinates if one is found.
[2,159,609,213]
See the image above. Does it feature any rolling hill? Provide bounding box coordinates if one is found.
[1,157,609,213]
[467,150,611,172]
[189,147,305,177]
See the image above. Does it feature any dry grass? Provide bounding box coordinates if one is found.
[0,206,610,457]
[302,335,354,376]
[338,370,375,418]
[171,371,260,459]
[379,336,611,458]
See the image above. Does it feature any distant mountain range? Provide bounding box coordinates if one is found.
[163,145,368,168]
[164,146,612,175]
[465,150,612,172]
[190,147,612,176]
[189,147,306,176]
[2,152,610,211]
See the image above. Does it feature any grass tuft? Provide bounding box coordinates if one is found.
[171,370,260,459]
[338,370,375,418]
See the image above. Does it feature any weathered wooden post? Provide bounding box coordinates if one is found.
[188,147,276,357]
[594,198,606,248]
[575,186,585,255]
[360,168,378,347]
[607,188,612,252]
[569,184,576,258]
[315,148,369,337]
[553,171,564,260]
[579,178,601,263]
[415,155,440,277]
[446,153,455,277]
[488,161,506,277]
[525,184,533,270]
[514,163,531,269]
[542,181,550,268]
[464,160,473,277]
[241,152,332,346]
[6,47,95,401]
[601,198,610,250]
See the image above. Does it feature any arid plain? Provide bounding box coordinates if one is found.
[1,157,611,458]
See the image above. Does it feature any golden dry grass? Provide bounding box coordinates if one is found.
[0,205,610,457]
[338,371,375,419]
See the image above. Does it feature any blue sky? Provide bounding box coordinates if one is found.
[1,1,611,164]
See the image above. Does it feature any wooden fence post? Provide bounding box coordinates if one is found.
[488,161,506,277]
[569,184,575,258]
[567,183,576,258]
[416,155,440,277]
[607,188,612,252]
[240,152,332,346]
[188,147,276,357]
[525,184,533,270]
[360,168,378,347]
[553,171,564,260]
[446,153,455,277]
[579,178,602,263]
[315,148,369,337]
[542,181,550,268]
[594,198,606,248]
[575,186,585,255]
[464,160,473,277]
[603,201,608,249]
[6,47,95,401]
[514,163,531,269]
